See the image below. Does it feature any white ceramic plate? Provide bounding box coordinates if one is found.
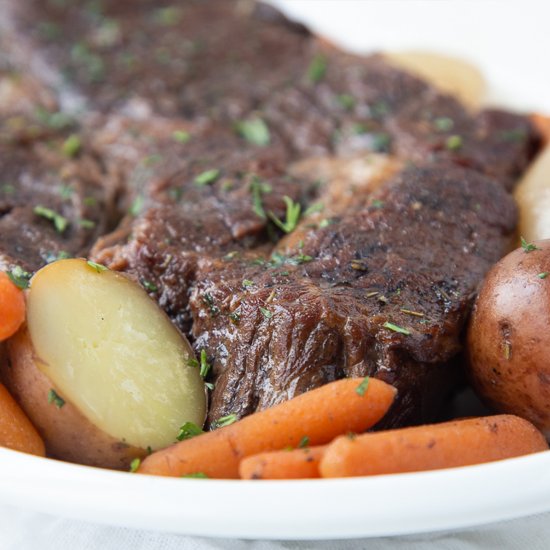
[2,0,550,541]
[1,446,550,539]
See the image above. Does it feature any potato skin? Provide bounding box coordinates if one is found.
[1,328,145,469]
[467,239,550,436]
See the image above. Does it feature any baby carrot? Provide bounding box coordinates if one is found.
[320,415,548,478]
[0,272,26,341]
[139,377,396,478]
[239,445,326,480]
[0,383,45,456]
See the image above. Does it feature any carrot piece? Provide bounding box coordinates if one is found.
[0,382,45,456]
[532,113,550,145]
[320,415,548,478]
[139,377,396,478]
[239,445,326,480]
[0,272,26,342]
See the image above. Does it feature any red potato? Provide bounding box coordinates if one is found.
[467,239,550,436]
[320,415,548,478]
[139,377,396,478]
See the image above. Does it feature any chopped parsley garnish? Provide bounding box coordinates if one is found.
[141,280,158,292]
[260,307,273,319]
[44,251,71,264]
[172,130,191,143]
[59,184,74,200]
[298,436,310,449]
[48,389,65,408]
[199,349,211,379]
[304,202,324,216]
[433,117,454,132]
[78,218,96,229]
[86,260,107,273]
[129,458,141,472]
[445,135,463,151]
[33,205,68,233]
[7,266,32,289]
[213,414,238,429]
[249,176,272,219]
[187,357,199,369]
[176,422,204,441]
[61,134,82,158]
[355,376,370,396]
[223,251,239,261]
[235,118,271,146]
[202,292,220,317]
[337,94,355,110]
[521,237,539,253]
[182,472,209,479]
[129,195,145,216]
[319,218,333,228]
[242,279,254,288]
[194,169,220,187]
[229,311,241,324]
[205,381,215,391]
[400,308,424,317]
[307,54,327,83]
[268,196,301,233]
[371,199,385,209]
[382,322,411,335]
[538,272,549,279]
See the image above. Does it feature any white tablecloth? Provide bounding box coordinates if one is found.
[1,506,549,550]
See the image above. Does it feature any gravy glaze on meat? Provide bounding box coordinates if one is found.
[0,0,542,427]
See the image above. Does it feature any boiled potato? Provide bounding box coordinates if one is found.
[2,259,206,468]
[385,51,486,110]
[514,147,550,244]
[467,240,550,437]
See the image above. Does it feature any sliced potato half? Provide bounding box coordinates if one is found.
[25,259,206,451]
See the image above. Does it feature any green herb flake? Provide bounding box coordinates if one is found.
[260,307,273,319]
[129,195,145,217]
[337,94,355,110]
[199,349,211,379]
[538,272,549,279]
[141,279,158,292]
[182,472,209,479]
[355,376,370,396]
[33,205,68,233]
[268,196,302,233]
[433,117,454,132]
[187,357,199,369]
[78,218,96,229]
[382,321,411,335]
[298,436,310,449]
[59,184,74,200]
[521,237,539,253]
[304,202,324,216]
[48,389,65,408]
[213,413,238,429]
[172,130,191,143]
[61,134,81,158]
[229,311,241,324]
[445,135,463,151]
[7,266,32,289]
[202,292,220,317]
[86,260,107,273]
[307,54,327,83]
[83,196,97,207]
[400,308,424,317]
[371,199,385,209]
[235,118,270,146]
[194,168,220,187]
[176,422,204,441]
[250,176,272,219]
[205,381,215,391]
[242,279,254,288]
[129,458,141,473]
[319,218,333,228]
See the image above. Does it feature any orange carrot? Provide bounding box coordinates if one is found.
[239,445,326,480]
[532,113,550,145]
[0,272,26,342]
[139,377,396,478]
[0,383,45,456]
[320,415,548,478]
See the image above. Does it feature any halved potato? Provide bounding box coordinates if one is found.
[385,51,486,110]
[2,259,206,468]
